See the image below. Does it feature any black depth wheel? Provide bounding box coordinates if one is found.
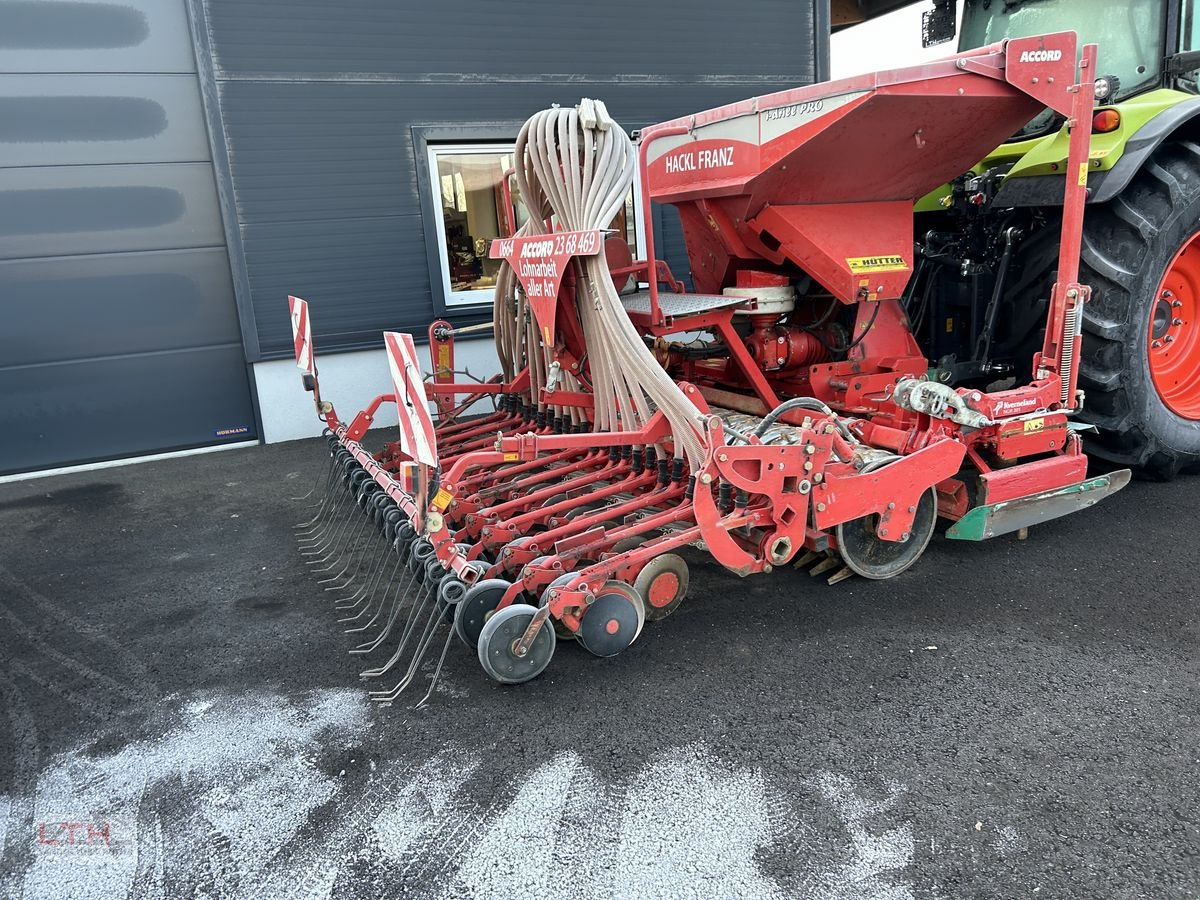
[454,578,512,648]
[835,486,937,580]
[576,581,644,657]
[477,603,556,684]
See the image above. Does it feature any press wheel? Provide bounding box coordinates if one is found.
[477,603,556,685]
[609,535,645,554]
[633,553,689,621]
[835,485,937,580]
[576,581,644,657]
[454,578,512,648]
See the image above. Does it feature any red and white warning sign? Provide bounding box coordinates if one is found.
[384,331,438,468]
[288,295,315,377]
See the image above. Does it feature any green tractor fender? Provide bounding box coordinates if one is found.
[992,94,1200,207]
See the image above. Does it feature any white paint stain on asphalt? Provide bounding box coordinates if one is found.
[22,689,368,900]
[372,749,481,864]
[605,746,784,900]
[12,690,915,899]
[450,751,585,897]
[805,772,913,900]
[0,795,10,861]
[447,747,911,900]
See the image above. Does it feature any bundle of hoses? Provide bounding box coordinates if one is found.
[493,99,708,473]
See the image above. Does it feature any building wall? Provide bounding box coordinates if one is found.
[2,0,829,470]
[0,0,256,475]
[195,0,825,361]
[191,0,826,443]
[255,337,500,443]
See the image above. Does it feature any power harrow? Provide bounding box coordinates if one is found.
[288,32,1130,704]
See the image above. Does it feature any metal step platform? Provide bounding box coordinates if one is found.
[620,291,750,318]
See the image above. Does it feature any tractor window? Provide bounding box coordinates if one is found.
[1184,0,1200,52]
[1180,0,1200,93]
[961,0,1167,101]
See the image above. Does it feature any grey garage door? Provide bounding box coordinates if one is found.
[0,0,256,475]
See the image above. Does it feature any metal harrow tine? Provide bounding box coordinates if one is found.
[295,456,345,529]
[412,626,457,709]
[303,494,357,554]
[336,542,398,612]
[339,559,401,620]
[331,509,391,591]
[297,483,353,548]
[368,592,449,704]
[319,520,373,584]
[309,495,367,565]
[310,503,370,570]
[356,577,433,662]
[344,551,417,632]
[291,446,335,503]
[350,566,425,647]
[295,478,340,537]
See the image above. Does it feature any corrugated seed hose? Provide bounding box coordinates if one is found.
[495,100,708,470]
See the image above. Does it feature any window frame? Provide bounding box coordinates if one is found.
[425,141,522,309]
[412,124,648,319]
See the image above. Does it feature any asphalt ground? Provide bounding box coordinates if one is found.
[0,434,1197,899]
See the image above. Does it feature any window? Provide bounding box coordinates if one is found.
[426,142,645,310]
[1181,0,1200,93]
[960,0,1167,101]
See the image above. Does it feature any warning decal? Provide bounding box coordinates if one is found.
[847,255,909,274]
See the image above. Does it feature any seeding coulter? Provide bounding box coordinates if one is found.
[289,31,1131,701]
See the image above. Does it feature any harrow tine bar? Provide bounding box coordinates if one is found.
[298,486,354,551]
[291,445,336,504]
[318,522,373,584]
[334,537,393,607]
[412,627,458,709]
[343,554,416,631]
[367,595,447,702]
[295,479,345,540]
[350,561,425,647]
[309,505,370,570]
[338,552,403,618]
[356,576,432,663]
[296,455,352,533]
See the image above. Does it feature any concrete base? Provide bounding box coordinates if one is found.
[254,336,502,443]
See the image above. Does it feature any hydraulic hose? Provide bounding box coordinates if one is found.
[753,397,857,446]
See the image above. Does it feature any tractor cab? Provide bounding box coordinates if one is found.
[932,0,1199,102]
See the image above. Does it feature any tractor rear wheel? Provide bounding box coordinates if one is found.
[1011,142,1200,478]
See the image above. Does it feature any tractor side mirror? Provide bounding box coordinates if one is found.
[922,0,957,48]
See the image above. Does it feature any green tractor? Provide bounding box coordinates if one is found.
[881,0,1200,477]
